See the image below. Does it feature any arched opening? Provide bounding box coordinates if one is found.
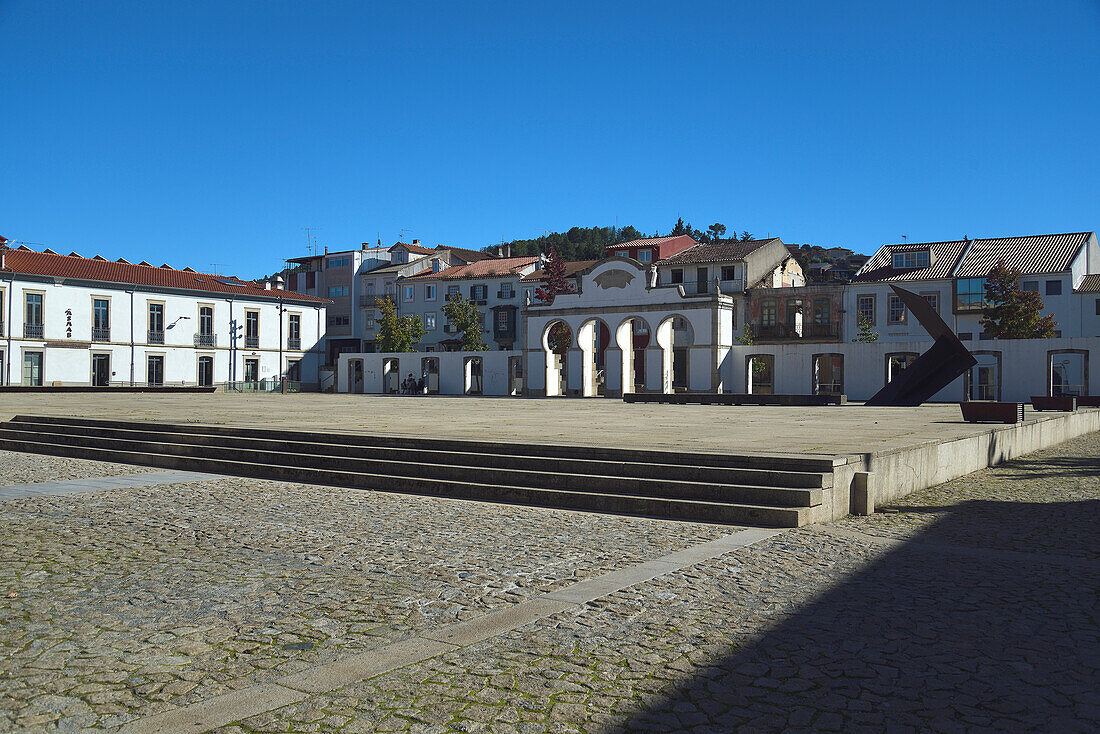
[421,357,440,394]
[965,351,1001,401]
[885,352,919,384]
[508,356,524,396]
[542,320,573,397]
[1048,349,1088,396]
[657,315,694,393]
[577,318,611,397]
[812,353,844,396]
[464,356,483,395]
[614,318,645,395]
[348,358,364,394]
[746,354,775,394]
[381,358,400,394]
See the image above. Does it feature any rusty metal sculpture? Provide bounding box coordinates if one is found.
[865,285,977,406]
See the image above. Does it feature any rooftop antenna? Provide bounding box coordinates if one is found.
[302,227,321,256]
[902,235,907,243]
[209,263,226,276]
[399,228,413,242]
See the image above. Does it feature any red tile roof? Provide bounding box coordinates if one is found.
[1,247,328,304]
[405,256,537,281]
[391,242,435,255]
[605,235,696,251]
[435,245,498,263]
[660,238,780,265]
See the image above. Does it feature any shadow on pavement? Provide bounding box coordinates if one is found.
[619,500,1100,732]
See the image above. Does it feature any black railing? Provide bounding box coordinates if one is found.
[287,337,301,350]
[807,322,840,338]
[92,327,111,342]
[497,290,515,299]
[24,324,43,339]
[245,335,259,349]
[750,322,840,340]
[194,333,217,347]
[148,330,165,344]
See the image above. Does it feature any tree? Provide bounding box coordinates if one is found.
[375,297,425,352]
[735,324,754,345]
[852,314,879,343]
[442,294,488,351]
[739,231,755,242]
[707,223,727,242]
[534,248,577,303]
[980,260,1057,339]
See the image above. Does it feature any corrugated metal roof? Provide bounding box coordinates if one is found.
[953,232,1091,277]
[855,232,1093,283]
[660,238,780,265]
[1076,274,1100,293]
[405,256,537,281]
[2,248,329,304]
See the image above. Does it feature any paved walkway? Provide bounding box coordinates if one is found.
[0,470,214,502]
[0,431,1096,732]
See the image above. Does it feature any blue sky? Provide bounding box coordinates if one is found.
[2,1,1098,277]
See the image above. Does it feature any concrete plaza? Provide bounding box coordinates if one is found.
[0,429,1096,732]
[0,391,1063,456]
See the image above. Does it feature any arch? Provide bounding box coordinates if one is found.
[965,351,1001,401]
[421,356,440,394]
[614,316,651,394]
[885,352,919,384]
[381,358,400,394]
[812,353,844,396]
[464,356,483,395]
[541,320,573,397]
[746,354,775,394]
[657,314,695,394]
[1047,349,1087,397]
[577,317,612,397]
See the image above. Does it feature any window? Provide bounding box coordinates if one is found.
[148,303,164,343]
[670,269,683,284]
[425,313,436,330]
[365,317,376,330]
[447,285,460,300]
[1046,280,1062,296]
[327,286,349,298]
[958,332,973,341]
[499,283,514,298]
[328,315,350,326]
[199,306,213,335]
[22,351,43,386]
[1095,299,1100,316]
[365,282,376,297]
[921,292,939,312]
[721,266,737,282]
[956,278,987,312]
[425,285,436,301]
[147,356,164,387]
[813,298,831,324]
[966,352,1001,401]
[403,285,414,302]
[470,284,488,301]
[891,250,930,269]
[888,295,906,324]
[305,271,316,289]
[637,250,652,263]
[288,314,301,349]
[746,355,774,394]
[245,311,259,348]
[1048,349,1088,397]
[857,295,875,324]
[327,256,350,268]
[497,310,508,328]
[1022,281,1038,292]
[92,299,110,341]
[24,293,43,338]
[244,358,259,383]
[760,299,777,326]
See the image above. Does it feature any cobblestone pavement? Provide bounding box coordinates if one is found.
[2,432,1098,733]
[0,450,161,486]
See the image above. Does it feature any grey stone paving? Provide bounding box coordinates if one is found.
[0,431,1097,732]
[0,470,215,502]
[0,449,163,486]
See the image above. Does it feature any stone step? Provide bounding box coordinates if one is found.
[0,426,821,508]
[0,434,808,527]
[11,415,838,473]
[2,419,831,490]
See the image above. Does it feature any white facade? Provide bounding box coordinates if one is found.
[0,275,325,389]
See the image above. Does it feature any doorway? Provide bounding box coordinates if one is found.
[244,358,259,384]
[198,355,214,387]
[422,357,440,394]
[23,351,43,386]
[92,354,111,387]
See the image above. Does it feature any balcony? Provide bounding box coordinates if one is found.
[245,335,259,349]
[359,295,377,308]
[92,327,111,342]
[671,278,745,295]
[287,337,302,350]
[24,324,44,339]
[497,290,515,299]
[750,322,840,341]
[194,333,217,347]
[148,329,165,344]
[806,322,840,339]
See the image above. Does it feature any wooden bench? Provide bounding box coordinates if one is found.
[1031,396,1077,412]
[959,401,1025,424]
[1075,395,1100,408]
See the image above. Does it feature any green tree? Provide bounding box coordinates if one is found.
[735,324,754,345]
[980,260,1057,338]
[442,294,488,351]
[852,314,879,343]
[739,231,755,242]
[375,297,425,352]
[708,223,727,242]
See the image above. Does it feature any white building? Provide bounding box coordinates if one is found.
[847,232,1100,343]
[0,245,327,389]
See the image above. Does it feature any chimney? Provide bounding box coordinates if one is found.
[504,243,511,258]
[273,274,285,290]
[413,239,421,245]
[263,280,272,290]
